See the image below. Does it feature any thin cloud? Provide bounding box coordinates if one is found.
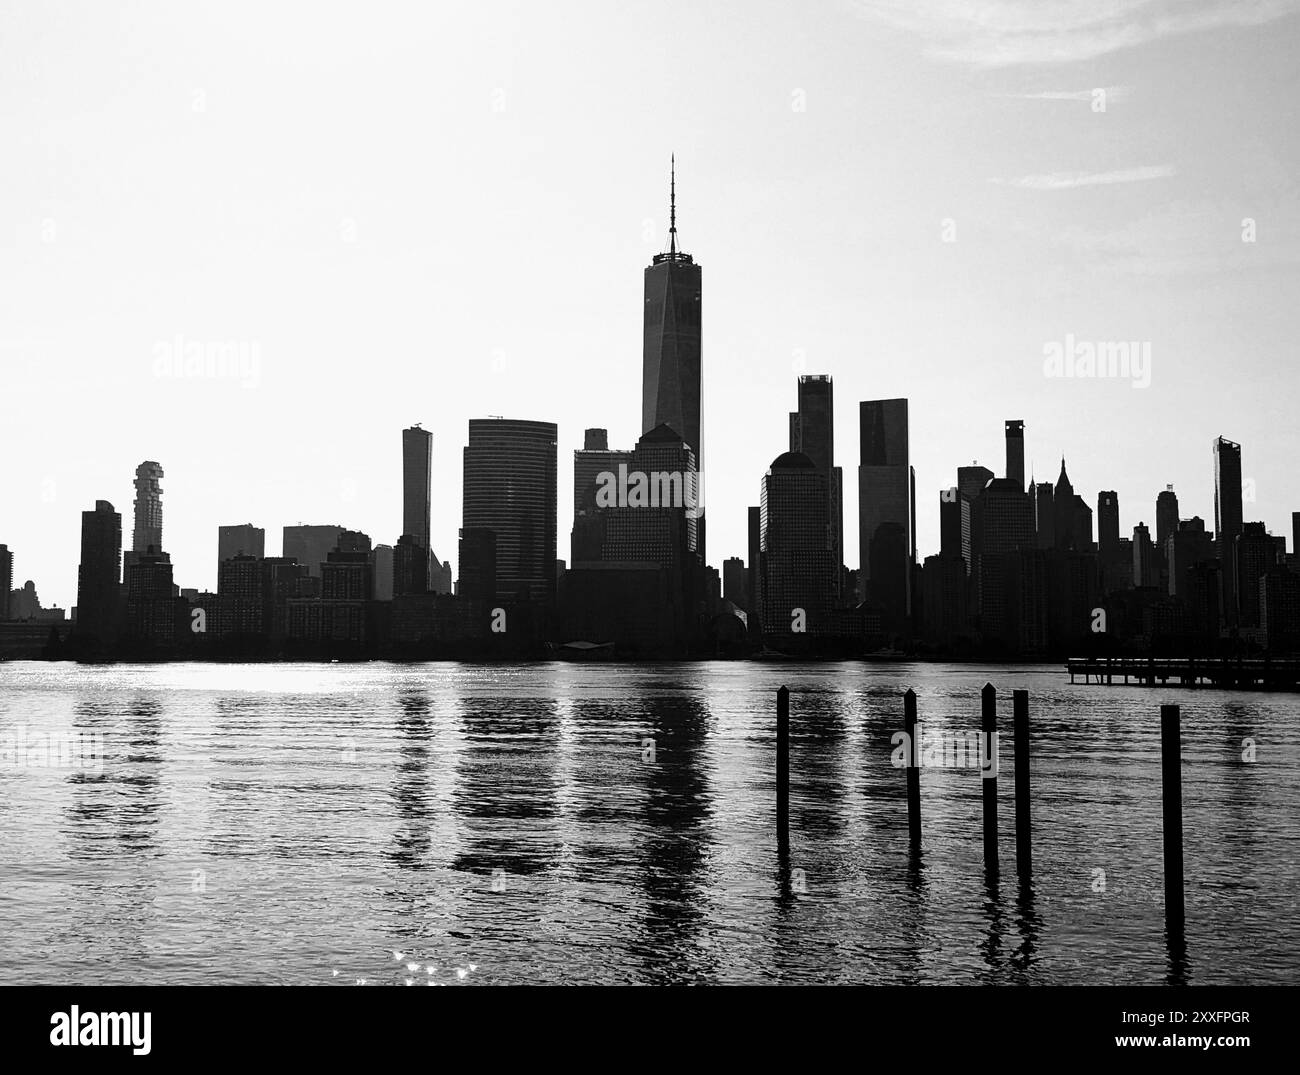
[994,165,1176,190]
[856,0,1300,66]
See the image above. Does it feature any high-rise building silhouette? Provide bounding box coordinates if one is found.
[131,461,164,554]
[1004,420,1025,490]
[124,550,177,646]
[1046,459,1093,553]
[393,534,429,597]
[218,524,265,570]
[217,554,263,636]
[572,427,631,563]
[371,544,394,602]
[402,424,433,587]
[283,525,344,579]
[463,417,557,605]
[859,398,911,624]
[1293,511,1300,558]
[1156,486,1179,551]
[1097,491,1120,556]
[939,489,971,572]
[1236,522,1280,631]
[1168,517,1213,598]
[0,544,11,621]
[1214,436,1243,627]
[457,527,497,602]
[1132,521,1157,587]
[957,464,994,504]
[75,500,122,644]
[789,374,843,600]
[642,157,703,530]
[1033,481,1055,549]
[972,477,1036,646]
[761,451,835,639]
[722,556,748,611]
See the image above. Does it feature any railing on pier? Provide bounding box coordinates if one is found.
[1065,655,1300,690]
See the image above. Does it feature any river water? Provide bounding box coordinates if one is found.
[0,660,1294,985]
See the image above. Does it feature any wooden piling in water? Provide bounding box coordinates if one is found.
[777,685,790,854]
[903,688,921,851]
[1160,703,1185,936]
[981,682,998,875]
[1013,688,1031,880]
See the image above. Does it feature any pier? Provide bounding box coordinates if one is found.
[1066,655,1300,690]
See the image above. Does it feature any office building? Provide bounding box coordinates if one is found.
[1132,522,1157,588]
[1236,522,1281,630]
[761,452,835,639]
[0,544,10,621]
[1214,436,1243,626]
[402,424,435,589]
[463,417,557,605]
[75,500,122,645]
[218,524,265,569]
[217,554,263,636]
[1005,420,1025,490]
[457,527,498,603]
[789,374,843,599]
[642,158,703,474]
[283,525,344,579]
[859,398,912,624]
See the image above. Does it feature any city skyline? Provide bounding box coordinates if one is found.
[3,2,1300,612]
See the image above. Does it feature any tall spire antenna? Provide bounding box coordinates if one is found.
[669,154,677,254]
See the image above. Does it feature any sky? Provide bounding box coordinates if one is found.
[3,0,1299,610]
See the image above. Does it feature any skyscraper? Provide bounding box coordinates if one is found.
[958,465,994,504]
[402,425,433,584]
[283,525,344,579]
[218,524,265,568]
[1033,482,1055,549]
[761,452,835,639]
[1005,420,1025,490]
[0,544,11,621]
[789,374,843,600]
[76,500,122,645]
[642,158,703,478]
[1156,486,1179,552]
[1236,522,1280,630]
[463,417,557,605]
[131,461,164,554]
[859,398,911,624]
[972,477,1036,641]
[1097,491,1120,557]
[1132,522,1157,587]
[1214,436,1243,626]
[572,427,632,563]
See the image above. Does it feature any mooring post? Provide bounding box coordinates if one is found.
[1013,688,1031,880]
[981,682,998,875]
[1160,703,1185,936]
[777,685,790,855]
[904,688,921,851]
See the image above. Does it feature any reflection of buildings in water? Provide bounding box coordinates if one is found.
[388,690,433,871]
[205,694,290,858]
[64,696,162,856]
[787,695,851,844]
[450,697,563,879]
[59,696,164,969]
[631,691,717,984]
